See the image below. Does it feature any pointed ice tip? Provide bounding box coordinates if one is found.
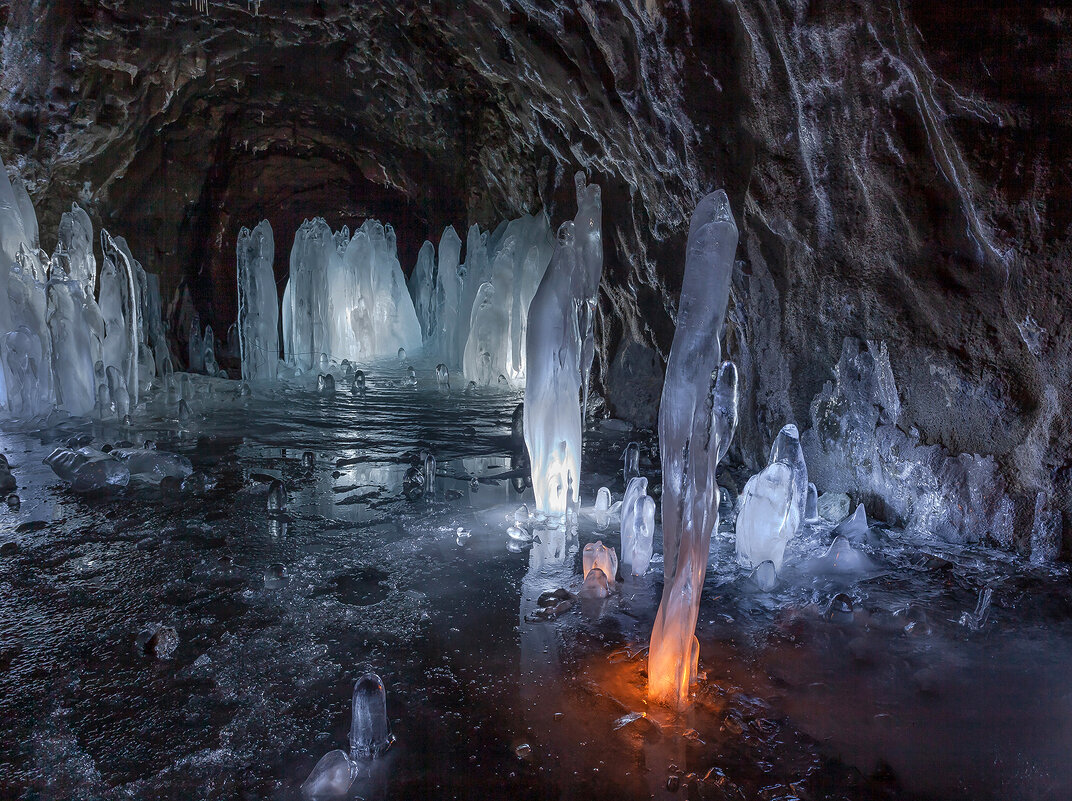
[779,422,800,438]
[691,189,736,233]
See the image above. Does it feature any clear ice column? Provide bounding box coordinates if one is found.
[648,191,739,708]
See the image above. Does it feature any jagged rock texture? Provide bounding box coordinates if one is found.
[1,0,1068,555]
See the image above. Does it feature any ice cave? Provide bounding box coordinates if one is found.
[0,1,1070,799]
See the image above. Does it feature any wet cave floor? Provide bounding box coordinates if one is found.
[1,365,1070,801]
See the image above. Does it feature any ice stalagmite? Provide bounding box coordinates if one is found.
[236,220,279,381]
[408,240,436,341]
[573,173,604,416]
[433,226,462,363]
[54,204,97,295]
[46,280,100,416]
[522,173,602,515]
[648,190,739,708]
[99,231,142,407]
[734,462,797,570]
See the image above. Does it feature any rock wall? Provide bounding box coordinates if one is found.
[1,0,1068,555]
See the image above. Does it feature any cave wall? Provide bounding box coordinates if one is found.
[1,0,1069,556]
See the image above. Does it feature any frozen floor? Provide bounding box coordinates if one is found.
[1,367,1071,800]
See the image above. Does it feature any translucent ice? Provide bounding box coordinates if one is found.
[463,281,509,387]
[578,567,610,599]
[301,750,355,800]
[832,503,869,540]
[817,491,850,522]
[648,190,739,708]
[622,494,655,576]
[769,423,808,528]
[267,479,287,513]
[582,540,617,583]
[734,462,798,571]
[594,487,612,512]
[805,482,819,522]
[408,240,436,341]
[623,441,640,483]
[236,221,279,381]
[751,560,778,591]
[349,672,393,759]
[522,174,601,515]
[807,535,876,574]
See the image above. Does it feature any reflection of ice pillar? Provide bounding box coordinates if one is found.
[519,526,576,754]
[648,191,739,708]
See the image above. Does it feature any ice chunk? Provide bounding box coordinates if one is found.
[769,423,808,527]
[832,503,869,540]
[578,566,610,599]
[623,441,640,483]
[236,221,279,381]
[46,447,89,481]
[71,456,130,493]
[735,461,798,571]
[594,487,611,512]
[408,240,437,341]
[648,190,739,708]
[301,750,355,800]
[267,479,287,513]
[817,491,850,522]
[113,448,193,483]
[582,540,617,583]
[622,494,655,576]
[349,672,393,759]
[808,535,876,574]
[522,175,601,515]
[317,374,336,394]
[751,560,778,591]
[805,482,819,522]
[435,363,449,388]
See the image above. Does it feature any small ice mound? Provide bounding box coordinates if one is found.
[823,592,855,625]
[352,370,366,394]
[594,487,611,512]
[317,373,336,394]
[350,673,394,759]
[402,466,425,500]
[582,540,618,583]
[507,524,532,542]
[816,491,850,522]
[735,462,798,571]
[808,535,876,574]
[455,527,471,546]
[6,493,20,510]
[805,482,819,522]
[579,567,610,599]
[751,560,778,592]
[302,749,355,800]
[263,563,288,589]
[137,623,179,659]
[832,504,869,540]
[302,451,316,469]
[71,457,130,494]
[267,479,287,513]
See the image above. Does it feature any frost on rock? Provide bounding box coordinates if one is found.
[735,462,798,571]
[236,220,279,381]
[522,174,602,515]
[647,190,739,708]
[802,338,1014,545]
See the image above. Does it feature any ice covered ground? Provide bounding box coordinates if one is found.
[1,366,1070,800]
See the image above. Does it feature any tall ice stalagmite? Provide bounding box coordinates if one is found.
[523,173,602,515]
[236,220,279,381]
[648,190,739,707]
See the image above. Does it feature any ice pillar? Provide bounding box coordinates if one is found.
[648,191,739,707]
[236,220,279,381]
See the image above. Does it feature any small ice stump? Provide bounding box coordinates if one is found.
[623,441,640,482]
[734,462,798,571]
[621,488,655,577]
[353,370,366,393]
[809,536,875,574]
[817,492,850,522]
[751,560,778,591]
[302,451,316,469]
[507,525,532,542]
[350,673,393,759]
[402,466,425,500]
[6,494,19,510]
[455,527,471,546]
[805,482,818,521]
[301,750,355,800]
[435,363,449,387]
[832,503,869,540]
[267,479,287,513]
[318,374,336,394]
[578,566,610,599]
[397,347,406,363]
[594,487,612,512]
[582,540,617,583]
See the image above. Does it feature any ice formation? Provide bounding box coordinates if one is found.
[350,673,393,758]
[301,749,355,800]
[648,190,739,708]
[522,174,602,515]
[582,540,618,583]
[236,221,279,381]
[832,503,870,540]
[0,153,168,420]
[735,462,798,571]
[620,476,655,576]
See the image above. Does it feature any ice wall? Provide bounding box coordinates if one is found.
[236,220,278,381]
[648,190,739,708]
[522,174,602,515]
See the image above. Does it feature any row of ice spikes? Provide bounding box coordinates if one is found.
[186,1,263,16]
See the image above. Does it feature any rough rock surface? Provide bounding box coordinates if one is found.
[1,0,1069,555]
